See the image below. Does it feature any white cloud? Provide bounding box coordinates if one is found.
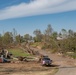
[0,0,76,20]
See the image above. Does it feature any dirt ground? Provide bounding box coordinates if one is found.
[0,61,57,75]
[31,48,76,75]
[0,48,76,75]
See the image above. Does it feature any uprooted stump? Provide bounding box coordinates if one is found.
[18,56,28,62]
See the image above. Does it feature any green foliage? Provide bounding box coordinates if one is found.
[0,24,76,59]
[33,29,42,42]
[16,34,21,43]
[0,34,2,47]
[2,32,13,47]
[31,42,41,48]
[51,49,58,53]
[24,34,32,42]
[41,45,49,49]
[52,32,58,40]
[45,24,53,36]
[58,37,76,53]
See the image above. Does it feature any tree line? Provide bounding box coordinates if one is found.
[0,25,76,53]
[0,28,32,48]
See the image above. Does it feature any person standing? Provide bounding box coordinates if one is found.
[4,49,8,58]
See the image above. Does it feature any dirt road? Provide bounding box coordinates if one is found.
[55,67,76,75]
[31,48,76,75]
[0,62,57,75]
[40,49,76,75]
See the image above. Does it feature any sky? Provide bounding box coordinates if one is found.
[0,0,76,36]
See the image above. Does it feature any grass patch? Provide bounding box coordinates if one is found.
[69,53,76,59]
[31,42,42,48]
[31,42,39,47]
[8,48,30,57]
[66,52,76,59]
